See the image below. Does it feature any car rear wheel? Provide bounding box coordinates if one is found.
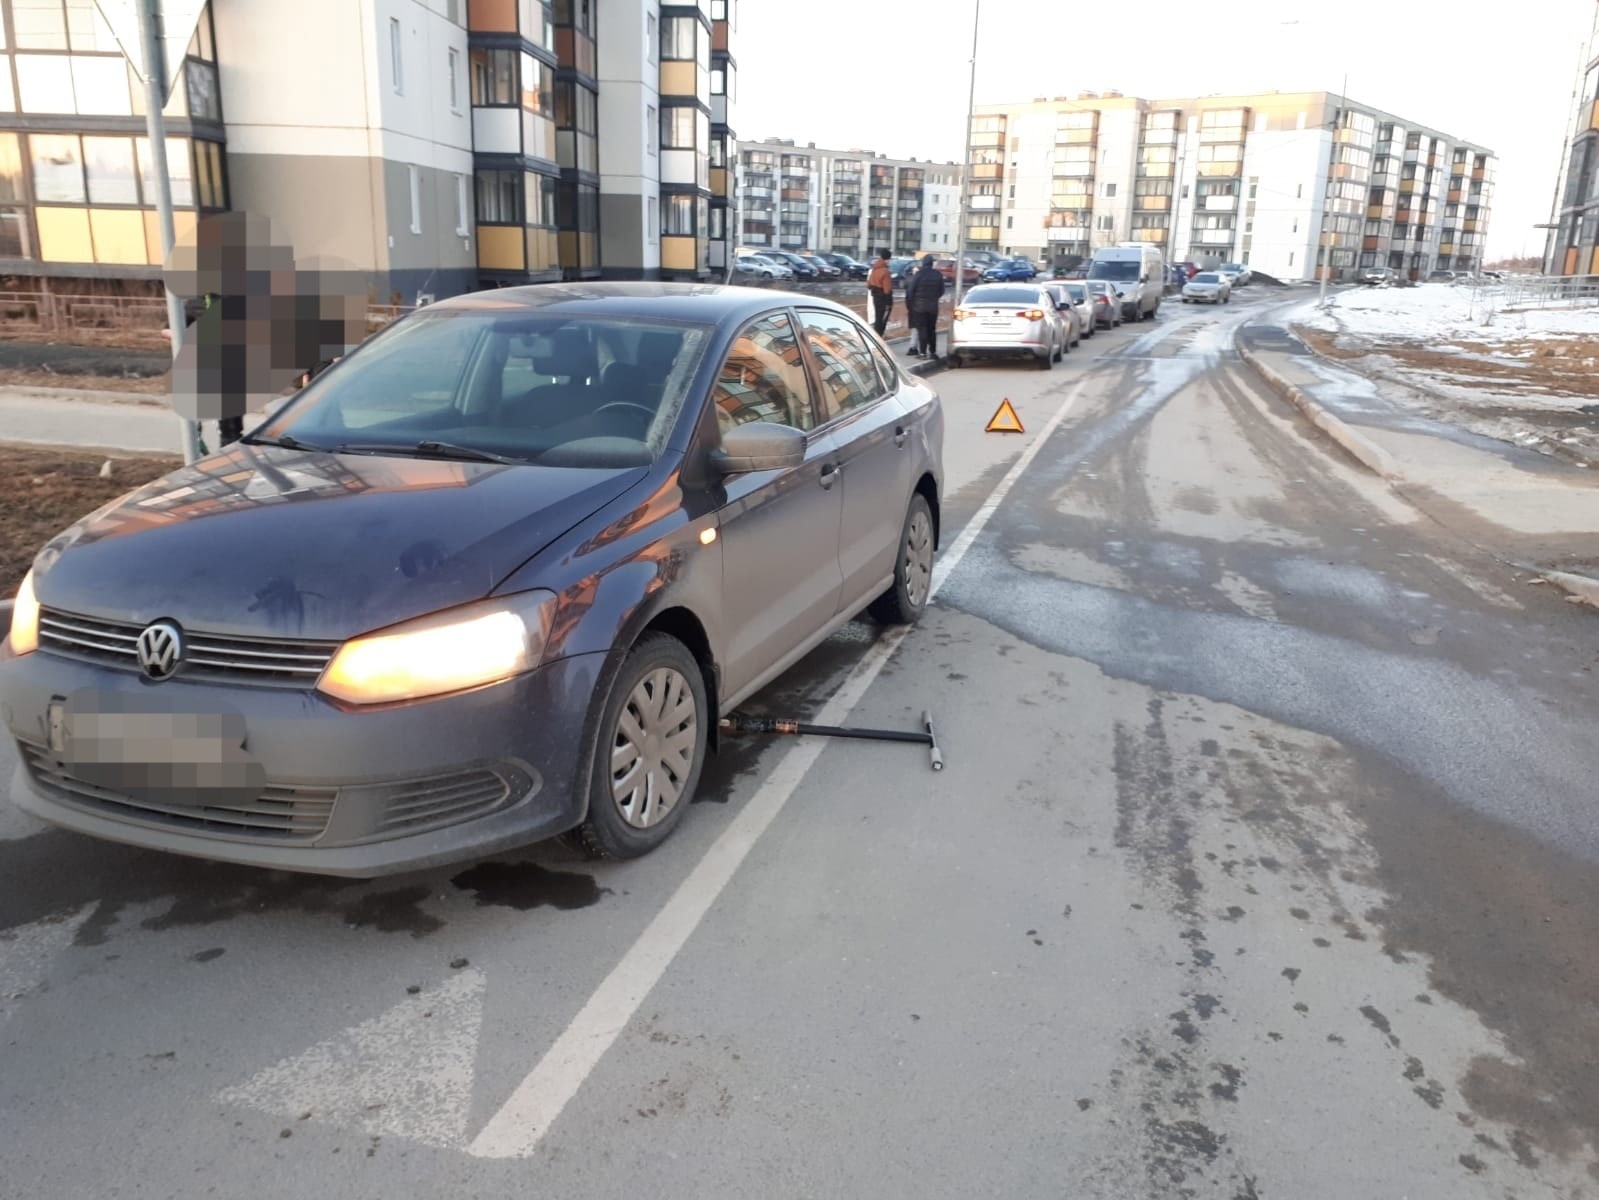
[569,633,707,860]
[869,494,936,625]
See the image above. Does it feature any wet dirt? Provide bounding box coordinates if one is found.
[448,860,611,912]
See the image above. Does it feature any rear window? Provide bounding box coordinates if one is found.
[1195,273,1220,283]
[963,285,1045,305]
[1064,283,1087,300]
[262,310,712,469]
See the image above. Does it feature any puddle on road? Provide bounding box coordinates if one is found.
[449,860,611,912]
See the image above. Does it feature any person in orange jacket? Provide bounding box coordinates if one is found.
[866,247,893,336]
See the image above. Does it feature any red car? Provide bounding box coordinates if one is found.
[934,257,982,286]
[1177,261,1200,279]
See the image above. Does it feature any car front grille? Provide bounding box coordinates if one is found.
[19,742,337,841]
[38,608,339,689]
[375,769,514,835]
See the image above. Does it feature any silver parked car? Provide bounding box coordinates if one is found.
[1182,271,1232,305]
[948,282,1067,370]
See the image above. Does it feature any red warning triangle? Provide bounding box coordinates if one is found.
[985,398,1025,434]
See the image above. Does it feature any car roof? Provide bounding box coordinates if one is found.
[427,282,851,324]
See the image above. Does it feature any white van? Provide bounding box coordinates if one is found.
[1087,244,1165,322]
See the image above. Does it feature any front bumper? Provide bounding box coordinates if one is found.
[0,647,610,877]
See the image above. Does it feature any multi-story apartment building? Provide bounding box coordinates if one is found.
[967,91,1493,282]
[1547,41,1599,275]
[0,0,734,309]
[735,138,960,259]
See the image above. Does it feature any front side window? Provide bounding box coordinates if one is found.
[713,312,816,433]
[264,311,713,468]
[797,309,886,421]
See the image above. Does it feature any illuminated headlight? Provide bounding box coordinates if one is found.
[6,569,40,655]
[318,591,557,706]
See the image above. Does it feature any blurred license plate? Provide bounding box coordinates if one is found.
[54,691,266,806]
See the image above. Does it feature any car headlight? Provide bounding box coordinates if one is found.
[318,590,558,706]
[6,569,40,655]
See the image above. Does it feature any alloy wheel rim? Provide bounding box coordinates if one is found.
[904,510,934,609]
[610,667,697,829]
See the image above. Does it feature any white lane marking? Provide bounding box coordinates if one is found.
[0,905,94,1029]
[466,375,1093,1160]
[217,968,486,1151]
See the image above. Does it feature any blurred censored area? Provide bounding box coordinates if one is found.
[162,212,369,422]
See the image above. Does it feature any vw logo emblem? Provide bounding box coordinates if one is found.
[135,621,184,681]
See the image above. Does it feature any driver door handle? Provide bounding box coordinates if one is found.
[819,463,842,489]
[894,426,908,447]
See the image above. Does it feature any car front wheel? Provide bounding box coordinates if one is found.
[869,494,936,625]
[569,633,707,860]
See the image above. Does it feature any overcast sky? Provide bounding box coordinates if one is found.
[733,0,1597,260]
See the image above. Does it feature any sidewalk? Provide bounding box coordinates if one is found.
[1237,320,1599,608]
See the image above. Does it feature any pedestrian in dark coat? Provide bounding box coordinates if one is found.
[905,254,946,359]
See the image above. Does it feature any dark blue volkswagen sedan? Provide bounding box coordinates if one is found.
[1,284,944,877]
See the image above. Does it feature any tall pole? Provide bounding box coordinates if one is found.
[139,0,201,464]
[952,0,979,314]
[1318,72,1347,311]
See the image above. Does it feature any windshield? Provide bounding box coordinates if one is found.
[1195,273,1220,283]
[257,310,712,469]
[963,285,1044,305]
[1064,283,1087,300]
[1088,260,1140,281]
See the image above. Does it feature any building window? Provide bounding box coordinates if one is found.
[455,172,470,235]
[711,0,728,18]
[711,68,725,95]
[661,15,696,59]
[648,195,658,242]
[1097,215,1114,230]
[526,172,554,226]
[14,0,68,48]
[471,48,516,105]
[1103,182,1116,198]
[646,104,657,154]
[72,56,133,115]
[477,169,520,223]
[83,135,137,204]
[31,133,84,201]
[408,164,421,233]
[664,193,696,235]
[709,205,725,239]
[520,52,553,117]
[390,17,404,95]
[662,104,700,150]
[1005,216,1013,229]
[15,55,75,113]
[184,59,220,122]
[1296,183,1302,199]
[646,11,657,62]
[139,136,193,206]
[448,48,461,112]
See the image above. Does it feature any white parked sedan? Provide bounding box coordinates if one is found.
[1182,272,1232,305]
[949,283,1067,370]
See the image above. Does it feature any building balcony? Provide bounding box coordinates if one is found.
[969,164,1003,181]
[1138,164,1174,179]
[967,226,999,241]
[1191,228,1236,245]
[1136,196,1171,212]
[1200,195,1237,212]
[1196,162,1243,178]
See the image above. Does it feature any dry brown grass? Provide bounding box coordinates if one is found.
[0,446,180,589]
[0,325,167,351]
[0,366,170,395]
[1293,325,1599,398]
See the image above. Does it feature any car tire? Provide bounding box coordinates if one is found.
[567,633,708,861]
[1055,335,1065,361]
[868,494,936,625]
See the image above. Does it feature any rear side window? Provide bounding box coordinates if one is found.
[712,312,817,433]
[797,309,888,422]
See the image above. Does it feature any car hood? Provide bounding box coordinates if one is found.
[28,444,649,640]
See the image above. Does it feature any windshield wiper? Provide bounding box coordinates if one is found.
[335,440,526,465]
[240,433,331,453]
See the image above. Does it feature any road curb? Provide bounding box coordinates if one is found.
[0,382,168,407]
[1538,569,1599,611]
[1234,336,1400,480]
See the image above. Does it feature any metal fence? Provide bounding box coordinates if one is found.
[0,292,415,341]
[1495,275,1599,311]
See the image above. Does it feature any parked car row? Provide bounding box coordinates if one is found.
[945,276,1130,370]
[732,251,874,282]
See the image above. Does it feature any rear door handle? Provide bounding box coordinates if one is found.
[819,463,842,489]
[894,426,908,447]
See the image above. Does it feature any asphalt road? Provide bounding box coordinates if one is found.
[4,290,1598,1198]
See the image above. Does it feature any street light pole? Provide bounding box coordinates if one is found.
[952,0,980,315]
[1317,71,1349,311]
[138,0,201,464]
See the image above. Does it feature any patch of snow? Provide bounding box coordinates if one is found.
[1300,284,1599,346]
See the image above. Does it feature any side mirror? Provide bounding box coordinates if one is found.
[1140,274,1149,283]
[711,421,807,474]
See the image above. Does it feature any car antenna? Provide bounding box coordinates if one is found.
[718,710,943,771]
